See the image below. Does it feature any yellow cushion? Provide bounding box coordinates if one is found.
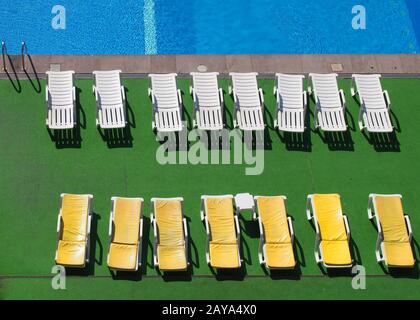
[375,196,410,243]
[108,243,138,270]
[383,242,415,267]
[257,196,291,243]
[113,198,142,245]
[206,198,236,243]
[155,200,184,246]
[265,243,296,269]
[313,194,347,241]
[158,245,188,271]
[321,240,352,266]
[56,240,86,267]
[61,194,89,242]
[209,243,240,269]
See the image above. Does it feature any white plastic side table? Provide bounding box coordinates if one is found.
[234,193,254,215]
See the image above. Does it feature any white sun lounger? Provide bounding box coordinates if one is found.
[190,72,224,130]
[274,74,307,133]
[93,70,127,129]
[148,73,183,132]
[309,73,347,132]
[45,71,76,129]
[351,74,393,133]
[229,72,265,131]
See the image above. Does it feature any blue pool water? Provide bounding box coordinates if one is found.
[1,0,419,54]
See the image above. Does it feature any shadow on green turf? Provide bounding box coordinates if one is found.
[276,109,312,152]
[4,53,22,93]
[96,88,135,148]
[23,54,42,94]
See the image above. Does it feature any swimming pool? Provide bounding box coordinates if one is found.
[1,0,419,54]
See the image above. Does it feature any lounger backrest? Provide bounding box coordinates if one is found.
[276,74,304,109]
[47,71,74,106]
[61,194,89,242]
[191,72,220,108]
[93,70,123,106]
[113,198,141,245]
[149,73,179,109]
[313,194,347,241]
[310,73,341,108]
[257,196,291,243]
[230,72,260,108]
[155,199,184,246]
[205,197,236,244]
[374,196,409,243]
[353,74,386,109]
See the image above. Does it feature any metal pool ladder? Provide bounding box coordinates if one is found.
[2,41,7,71]
[21,41,28,71]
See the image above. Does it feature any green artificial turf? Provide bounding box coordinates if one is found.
[0,76,419,299]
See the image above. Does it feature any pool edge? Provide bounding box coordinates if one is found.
[1,54,419,77]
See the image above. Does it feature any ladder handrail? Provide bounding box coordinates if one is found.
[2,41,7,72]
[21,41,28,71]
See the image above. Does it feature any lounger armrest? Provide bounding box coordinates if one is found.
[257,216,264,237]
[87,214,92,235]
[258,88,264,106]
[219,88,224,105]
[177,89,183,106]
[72,86,76,102]
[204,216,210,237]
[367,196,375,220]
[45,86,50,102]
[314,233,322,264]
[234,215,241,237]
[258,236,264,265]
[139,217,143,240]
[375,234,384,263]
[183,218,188,238]
[303,91,308,108]
[287,216,295,243]
[108,211,113,237]
[339,89,346,108]
[343,215,351,239]
[383,90,391,109]
[306,196,313,220]
[56,214,62,233]
[92,85,99,102]
[151,214,158,239]
[120,85,126,101]
[405,215,413,242]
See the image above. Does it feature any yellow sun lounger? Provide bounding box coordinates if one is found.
[55,193,93,268]
[368,194,415,268]
[306,194,353,268]
[254,196,296,270]
[201,195,242,269]
[107,197,144,271]
[151,197,189,272]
